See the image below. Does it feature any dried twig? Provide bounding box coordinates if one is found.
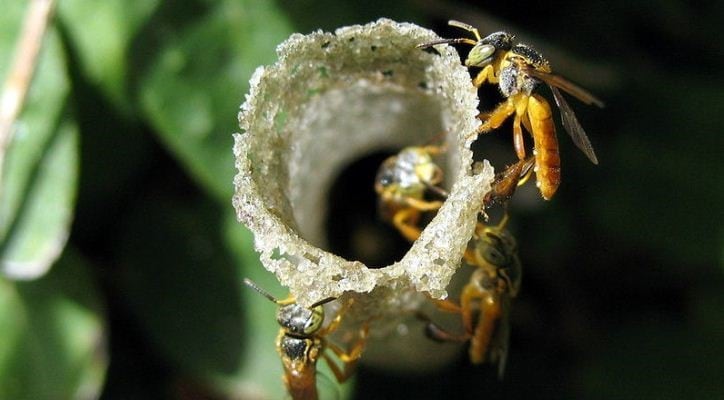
[0,0,57,182]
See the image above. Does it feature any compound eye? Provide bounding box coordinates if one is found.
[303,306,324,334]
[375,158,397,188]
[466,43,495,67]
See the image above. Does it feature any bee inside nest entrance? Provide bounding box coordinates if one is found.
[325,149,448,268]
[325,151,407,268]
[285,86,459,267]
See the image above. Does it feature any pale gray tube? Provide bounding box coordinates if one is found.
[233,19,494,371]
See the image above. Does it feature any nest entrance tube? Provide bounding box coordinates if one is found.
[233,19,494,362]
[290,87,446,249]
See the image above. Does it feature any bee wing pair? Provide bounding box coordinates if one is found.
[522,66,603,165]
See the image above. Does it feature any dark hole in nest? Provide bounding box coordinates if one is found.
[325,151,415,268]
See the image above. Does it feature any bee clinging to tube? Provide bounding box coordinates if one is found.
[418,214,521,378]
[244,279,368,400]
[419,21,603,200]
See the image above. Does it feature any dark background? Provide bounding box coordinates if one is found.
[302,1,724,399]
[5,0,721,399]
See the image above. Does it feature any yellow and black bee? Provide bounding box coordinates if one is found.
[420,21,603,200]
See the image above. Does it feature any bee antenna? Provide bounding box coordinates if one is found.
[310,296,337,308]
[243,278,279,304]
[416,39,453,49]
[424,130,447,146]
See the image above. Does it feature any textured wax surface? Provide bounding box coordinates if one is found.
[233,19,494,370]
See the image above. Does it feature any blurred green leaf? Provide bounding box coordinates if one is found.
[0,250,107,399]
[56,0,160,113]
[113,191,246,391]
[113,194,346,399]
[1,121,78,280]
[137,0,293,202]
[0,3,78,280]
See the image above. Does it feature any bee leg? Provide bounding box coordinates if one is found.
[460,285,483,336]
[275,295,297,306]
[521,110,533,137]
[513,94,530,160]
[473,219,490,237]
[469,98,516,140]
[391,208,422,242]
[448,20,482,40]
[492,211,510,231]
[463,248,479,265]
[430,298,463,314]
[420,144,446,156]
[319,298,355,336]
[513,115,525,160]
[416,311,470,343]
[402,197,443,212]
[472,65,498,87]
[516,156,535,185]
[476,110,491,120]
[323,324,369,383]
[468,295,502,364]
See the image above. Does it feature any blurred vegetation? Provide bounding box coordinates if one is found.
[0,0,722,399]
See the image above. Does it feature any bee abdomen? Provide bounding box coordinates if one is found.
[528,95,560,200]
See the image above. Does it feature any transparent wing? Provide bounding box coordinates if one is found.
[489,297,512,380]
[525,67,604,107]
[550,86,599,164]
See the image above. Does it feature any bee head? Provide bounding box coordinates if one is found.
[277,303,325,336]
[465,31,514,68]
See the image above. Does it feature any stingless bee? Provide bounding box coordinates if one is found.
[243,279,369,400]
[374,145,447,242]
[419,21,603,200]
[418,214,521,377]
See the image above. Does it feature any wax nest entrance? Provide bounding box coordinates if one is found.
[233,18,494,369]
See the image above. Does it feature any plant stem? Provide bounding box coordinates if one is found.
[0,0,57,187]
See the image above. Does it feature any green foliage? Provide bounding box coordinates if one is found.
[0,120,78,280]
[1,0,723,398]
[56,0,160,113]
[2,0,296,397]
[0,1,78,281]
[0,250,106,399]
[137,0,293,201]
